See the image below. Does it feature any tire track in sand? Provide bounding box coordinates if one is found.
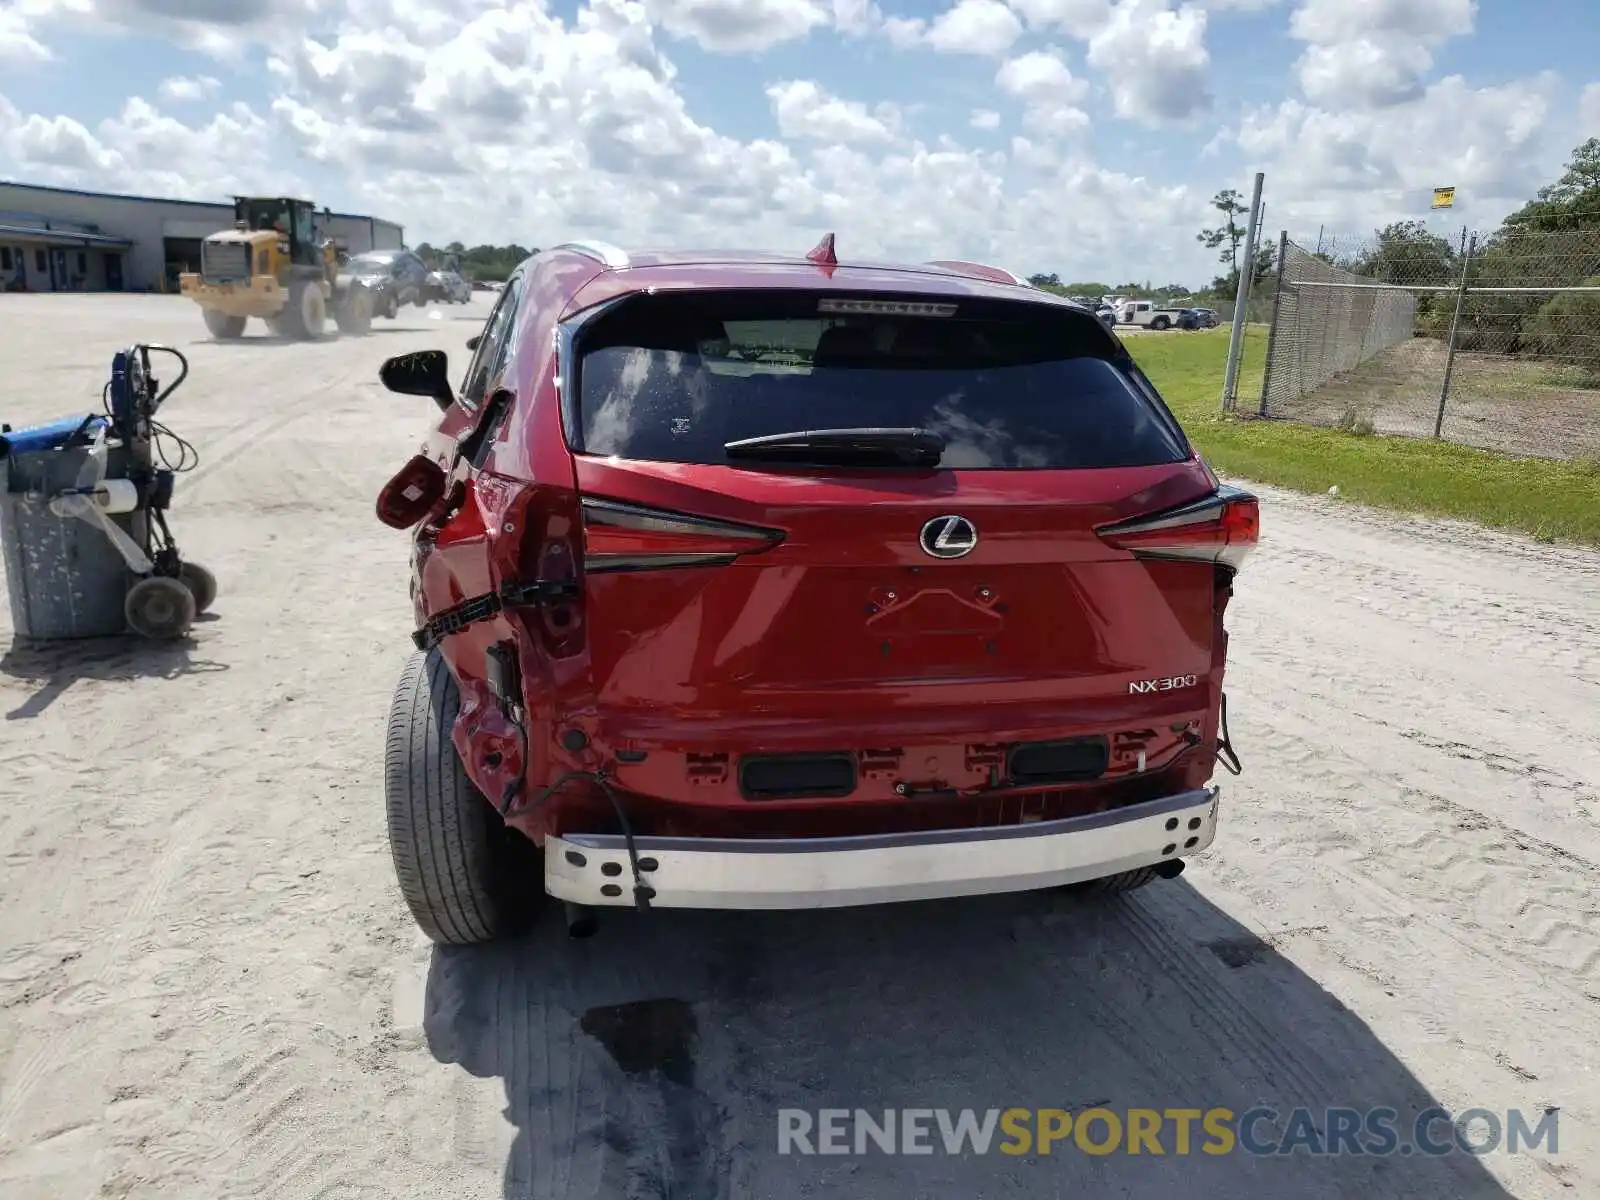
[0,812,204,1141]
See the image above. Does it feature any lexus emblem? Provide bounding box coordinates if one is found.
[919,515,978,559]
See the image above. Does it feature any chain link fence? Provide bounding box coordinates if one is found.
[1258,223,1600,460]
[1210,294,1278,326]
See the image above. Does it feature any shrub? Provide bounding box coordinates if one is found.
[1522,277,1600,382]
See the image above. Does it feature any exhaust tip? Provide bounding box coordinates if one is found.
[563,901,598,939]
[1154,858,1186,880]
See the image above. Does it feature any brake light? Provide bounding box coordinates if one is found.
[581,497,784,573]
[817,298,957,317]
[1096,485,1259,569]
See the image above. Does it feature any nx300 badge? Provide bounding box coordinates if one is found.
[1129,674,1199,695]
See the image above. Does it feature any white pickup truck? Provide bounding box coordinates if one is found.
[1117,300,1188,330]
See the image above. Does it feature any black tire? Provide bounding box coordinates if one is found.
[1152,317,1170,331]
[1064,866,1160,899]
[202,309,246,339]
[178,561,218,614]
[125,575,196,639]
[282,281,326,340]
[335,286,373,336]
[385,650,543,945]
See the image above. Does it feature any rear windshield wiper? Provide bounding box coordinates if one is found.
[723,427,946,466]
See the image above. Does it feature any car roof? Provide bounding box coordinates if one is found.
[545,240,1092,319]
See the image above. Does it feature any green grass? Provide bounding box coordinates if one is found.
[1130,328,1600,546]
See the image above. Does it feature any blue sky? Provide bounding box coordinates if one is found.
[1,0,1596,284]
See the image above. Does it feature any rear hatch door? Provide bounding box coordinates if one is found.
[567,288,1235,747]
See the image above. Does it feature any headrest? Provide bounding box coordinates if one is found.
[812,324,876,368]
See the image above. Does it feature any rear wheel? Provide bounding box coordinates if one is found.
[202,309,246,339]
[385,650,543,945]
[1151,317,1170,331]
[178,561,218,614]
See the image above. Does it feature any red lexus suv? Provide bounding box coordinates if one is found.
[376,236,1257,945]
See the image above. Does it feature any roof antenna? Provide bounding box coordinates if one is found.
[806,233,838,270]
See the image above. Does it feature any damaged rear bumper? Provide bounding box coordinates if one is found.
[544,786,1220,910]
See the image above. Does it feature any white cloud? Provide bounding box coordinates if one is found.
[829,0,882,35]
[6,0,314,60]
[919,0,1025,55]
[1009,135,1061,171]
[996,48,1089,104]
[1086,0,1212,124]
[0,7,55,65]
[1288,0,1473,45]
[1287,0,1476,108]
[880,14,928,48]
[643,0,831,52]
[767,80,896,143]
[970,108,1002,130]
[157,74,222,102]
[1581,82,1600,134]
[996,49,1092,136]
[1007,0,1112,35]
[0,94,300,199]
[1228,72,1557,230]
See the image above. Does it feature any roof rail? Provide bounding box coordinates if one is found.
[556,240,630,268]
[924,259,1032,287]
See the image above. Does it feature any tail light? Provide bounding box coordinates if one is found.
[376,454,448,529]
[1096,485,1259,570]
[581,497,784,573]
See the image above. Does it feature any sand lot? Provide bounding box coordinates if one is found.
[0,293,1597,1199]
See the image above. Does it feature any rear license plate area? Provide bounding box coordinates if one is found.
[1006,737,1110,785]
[739,753,858,800]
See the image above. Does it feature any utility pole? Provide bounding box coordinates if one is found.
[1221,171,1265,412]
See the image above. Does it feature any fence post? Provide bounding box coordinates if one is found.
[1256,230,1290,417]
[1433,229,1476,439]
[1221,170,1266,412]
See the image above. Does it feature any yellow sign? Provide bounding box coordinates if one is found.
[1431,186,1456,209]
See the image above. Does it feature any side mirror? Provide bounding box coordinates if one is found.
[380,350,454,411]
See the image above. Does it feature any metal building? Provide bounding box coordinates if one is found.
[0,181,406,294]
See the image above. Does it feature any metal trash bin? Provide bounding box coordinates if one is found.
[0,415,145,640]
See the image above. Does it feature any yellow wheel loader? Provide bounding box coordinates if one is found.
[179,197,374,340]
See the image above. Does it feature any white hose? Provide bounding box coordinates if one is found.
[39,424,154,574]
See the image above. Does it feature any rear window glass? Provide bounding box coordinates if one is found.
[574,291,1187,469]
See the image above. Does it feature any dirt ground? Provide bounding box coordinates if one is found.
[1,294,1597,1200]
[1269,338,1600,460]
